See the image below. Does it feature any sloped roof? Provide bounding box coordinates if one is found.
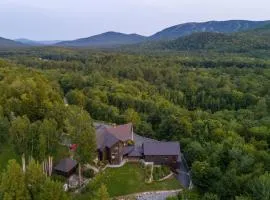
[96,127,119,149]
[123,146,134,155]
[96,123,133,150]
[54,158,78,173]
[143,142,180,156]
[129,146,143,157]
[106,123,133,141]
[123,146,143,157]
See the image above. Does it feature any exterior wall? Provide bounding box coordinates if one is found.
[98,142,126,165]
[109,142,124,165]
[127,157,141,162]
[144,155,180,168]
[54,164,78,177]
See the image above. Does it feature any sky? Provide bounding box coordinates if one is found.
[0,0,270,40]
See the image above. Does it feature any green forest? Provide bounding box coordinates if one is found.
[0,43,269,200]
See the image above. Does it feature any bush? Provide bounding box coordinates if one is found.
[145,164,152,182]
[83,168,95,178]
[127,140,135,146]
[166,196,179,200]
[153,166,171,181]
[51,174,67,183]
[202,193,219,200]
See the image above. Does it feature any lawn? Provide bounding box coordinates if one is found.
[79,163,181,198]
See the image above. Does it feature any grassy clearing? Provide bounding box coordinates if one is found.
[78,163,181,199]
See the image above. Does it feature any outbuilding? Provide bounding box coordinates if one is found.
[143,142,181,168]
[54,158,78,177]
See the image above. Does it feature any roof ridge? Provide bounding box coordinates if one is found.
[105,123,133,142]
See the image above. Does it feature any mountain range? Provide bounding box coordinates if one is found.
[57,32,146,47]
[15,39,62,46]
[149,20,270,41]
[161,23,270,51]
[0,20,270,48]
[0,37,25,48]
[56,20,270,47]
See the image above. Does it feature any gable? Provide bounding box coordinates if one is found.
[106,123,133,141]
[96,123,133,150]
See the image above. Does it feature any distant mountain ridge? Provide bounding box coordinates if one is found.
[135,24,270,53]
[15,38,62,46]
[0,37,26,48]
[1,20,270,48]
[57,31,146,47]
[56,20,270,47]
[149,20,270,41]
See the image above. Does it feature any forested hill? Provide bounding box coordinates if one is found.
[2,20,268,48]
[149,20,270,41]
[239,23,270,39]
[0,37,26,48]
[125,24,270,57]
[160,31,270,52]
[0,48,269,199]
[56,20,270,47]
[57,31,146,47]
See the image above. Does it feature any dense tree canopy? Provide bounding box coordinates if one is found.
[0,46,269,199]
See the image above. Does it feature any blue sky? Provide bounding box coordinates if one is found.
[1,0,269,40]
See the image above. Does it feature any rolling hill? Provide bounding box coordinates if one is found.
[149,20,270,41]
[134,24,270,54]
[0,37,26,48]
[2,20,270,48]
[57,31,146,47]
[56,20,270,47]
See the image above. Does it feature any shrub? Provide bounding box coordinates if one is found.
[127,140,135,146]
[51,174,67,183]
[166,196,179,200]
[153,166,171,181]
[145,164,152,182]
[83,168,95,178]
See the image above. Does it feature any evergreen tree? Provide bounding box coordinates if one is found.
[95,184,110,200]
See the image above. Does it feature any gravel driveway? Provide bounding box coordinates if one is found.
[136,190,182,200]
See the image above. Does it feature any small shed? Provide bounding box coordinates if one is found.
[54,158,78,177]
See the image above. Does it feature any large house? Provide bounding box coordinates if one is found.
[95,123,181,169]
[96,123,134,165]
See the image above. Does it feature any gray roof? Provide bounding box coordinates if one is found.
[133,133,158,147]
[123,146,134,155]
[123,145,143,157]
[96,130,119,149]
[54,158,78,173]
[129,146,143,157]
[143,142,180,156]
[96,123,133,150]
